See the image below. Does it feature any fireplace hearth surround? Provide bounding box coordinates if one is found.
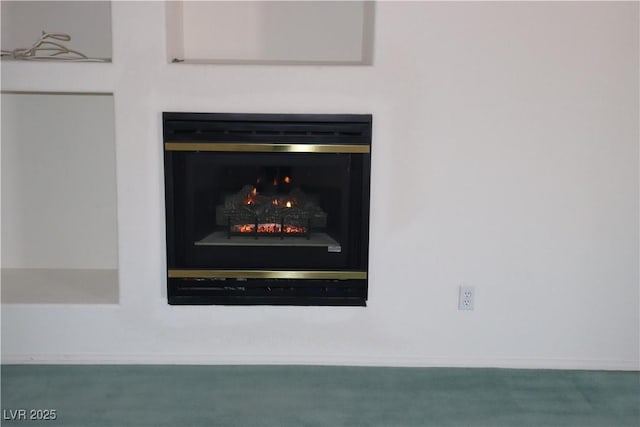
[163,113,372,305]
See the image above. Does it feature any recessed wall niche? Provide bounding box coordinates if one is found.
[1,1,112,61]
[166,1,375,65]
[1,93,118,304]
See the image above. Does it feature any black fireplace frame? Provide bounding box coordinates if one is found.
[163,112,372,306]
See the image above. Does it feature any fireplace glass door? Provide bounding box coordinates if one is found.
[169,151,367,270]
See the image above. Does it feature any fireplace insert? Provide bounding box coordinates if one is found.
[163,113,371,305]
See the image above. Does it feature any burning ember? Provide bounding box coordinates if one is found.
[231,223,307,234]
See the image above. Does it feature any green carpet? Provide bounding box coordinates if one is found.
[1,365,638,426]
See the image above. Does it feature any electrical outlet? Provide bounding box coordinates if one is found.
[458,286,474,311]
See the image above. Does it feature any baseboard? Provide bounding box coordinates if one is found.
[2,353,638,371]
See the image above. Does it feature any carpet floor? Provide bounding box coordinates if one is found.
[1,365,638,426]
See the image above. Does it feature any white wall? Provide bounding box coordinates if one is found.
[1,93,118,269]
[2,1,638,369]
[1,1,112,60]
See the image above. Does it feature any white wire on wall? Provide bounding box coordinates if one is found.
[1,31,107,62]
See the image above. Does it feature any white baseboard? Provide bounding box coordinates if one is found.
[2,353,638,371]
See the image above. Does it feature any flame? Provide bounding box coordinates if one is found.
[283,176,291,184]
[273,177,278,186]
[245,187,258,204]
[285,201,292,208]
[272,199,279,206]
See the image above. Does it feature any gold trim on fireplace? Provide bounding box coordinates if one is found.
[164,143,370,154]
[168,270,367,280]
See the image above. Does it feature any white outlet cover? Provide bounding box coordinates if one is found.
[458,286,475,311]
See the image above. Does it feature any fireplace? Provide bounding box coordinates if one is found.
[163,113,371,305]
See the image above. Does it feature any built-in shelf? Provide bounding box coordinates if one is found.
[1,92,119,305]
[1,269,118,305]
[1,1,118,306]
[166,1,375,65]
[1,61,117,93]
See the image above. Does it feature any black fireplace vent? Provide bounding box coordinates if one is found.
[163,112,371,144]
[169,278,367,306]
